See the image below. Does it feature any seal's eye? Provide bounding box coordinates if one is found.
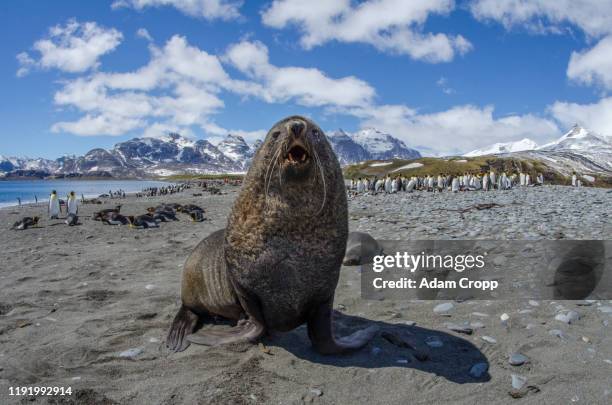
[271,130,281,140]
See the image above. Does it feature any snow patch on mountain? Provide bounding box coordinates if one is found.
[464,138,538,157]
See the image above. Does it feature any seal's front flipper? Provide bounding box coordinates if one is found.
[187,318,264,346]
[166,305,199,352]
[188,288,265,346]
[307,298,379,355]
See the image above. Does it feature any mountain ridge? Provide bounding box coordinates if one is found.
[0,128,421,177]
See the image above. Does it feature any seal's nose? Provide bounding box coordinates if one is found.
[290,121,305,137]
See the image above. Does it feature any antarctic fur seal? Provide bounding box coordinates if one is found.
[93,205,122,221]
[342,231,383,266]
[11,216,39,230]
[167,115,378,353]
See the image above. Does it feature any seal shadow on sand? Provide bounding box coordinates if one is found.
[263,312,491,384]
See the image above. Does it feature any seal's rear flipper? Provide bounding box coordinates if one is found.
[187,319,264,346]
[308,298,379,355]
[166,305,199,352]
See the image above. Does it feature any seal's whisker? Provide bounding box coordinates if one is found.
[265,146,283,205]
[312,148,326,215]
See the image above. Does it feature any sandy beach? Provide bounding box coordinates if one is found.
[0,184,610,404]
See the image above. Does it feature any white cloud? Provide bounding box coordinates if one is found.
[225,40,376,107]
[136,28,153,41]
[51,114,145,136]
[436,76,455,94]
[549,97,612,136]
[47,33,376,139]
[112,0,242,20]
[17,19,123,76]
[469,0,612,37]
[16,52,35,77]
[567,36,612,91]
[261,0,472,63]
[344,104,560,156]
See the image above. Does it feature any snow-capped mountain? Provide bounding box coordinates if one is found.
[328,128,420,164]
[351,128,421,160]
[464,138,538,157]
[458,125,612,174]
[216,134,254,170]
[538,125,612,154]
[328,130,370,165]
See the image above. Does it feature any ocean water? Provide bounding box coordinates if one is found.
[0,179,172,208]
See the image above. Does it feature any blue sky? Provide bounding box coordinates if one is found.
[1,0,611,158]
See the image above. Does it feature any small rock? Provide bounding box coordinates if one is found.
[444,322,473,335]
[470,321,485,329]
[555,310,580,324]
[511,374,527,390]
[469,362,488,378]
[582,336,590,343]
[481,336,497,344]
[597,306,612,314]
[309,388,322,397]
[145,284,156,290]
[71,376,81,381]
[404,320,416,326]
[471,312,489,317]
[528,300,540,307]
[549,329,566,339]
[433,302,454,314]
[149,337,160,343]
[119,347,143,358]
[509,353,528,366]
[500,313,510,321]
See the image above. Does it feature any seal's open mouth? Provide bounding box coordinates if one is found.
[285,143,310,165]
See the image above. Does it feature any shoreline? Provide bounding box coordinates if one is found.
[0,179,175,209]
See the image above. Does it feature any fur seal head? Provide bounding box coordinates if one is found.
[245,115,343,219]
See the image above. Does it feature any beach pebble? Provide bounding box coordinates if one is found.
[481,336,497,344]
[471,312,489,317]
[555,310,580,324]
[597,306,612,314]
[71,376,81,381]
[509,353,528,366]
[309,388,322,397]
[433,303,454,314]
[145,284,156,290]
[511,374,527,390]
[404,320,416,326]
[444,322,473,335]
[528,300,539,307]
[493,256,506,266]
[549,329,566,339]
[119,347,143,358]
[425,336,444,348]
[470,321,485,329]
[469,362,488,378]
[500,313,510,321]
[149,337,160,343]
